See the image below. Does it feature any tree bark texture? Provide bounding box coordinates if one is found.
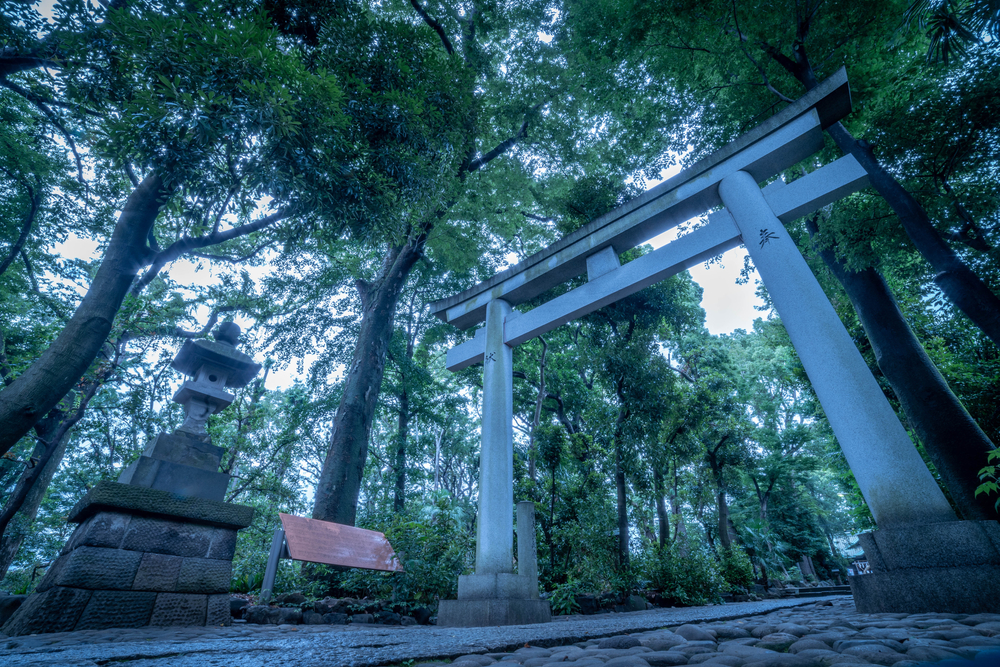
[0,174,166,456]
[612,395,630,568]
[393,388,409,513]
[810,221,996,520]
[0,428,70,578]
[312,240,423,525]
[654,467,669,548]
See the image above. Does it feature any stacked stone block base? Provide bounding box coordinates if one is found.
[849,520,1000,614]
[2,482,253,636]
[437,598,551,627]
[438,573,551,627]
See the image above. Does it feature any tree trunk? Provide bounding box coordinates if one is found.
[527,337,547,484]
[0,428,70,578]
[312,240,423,525]
[808,219,996,520]
[393,387,408,513]
[776,47,1000,347]
[0,174,166,456]
[654,467,669,548]
[612,402,630,568]
[717,489,733,550]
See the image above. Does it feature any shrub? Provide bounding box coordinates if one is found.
[641,538,724,606]
[549,580,581,615]
[719,547,755,591]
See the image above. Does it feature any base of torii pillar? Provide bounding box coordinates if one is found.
[437,300,550,627]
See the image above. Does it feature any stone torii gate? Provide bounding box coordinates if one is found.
[432,68,998,626]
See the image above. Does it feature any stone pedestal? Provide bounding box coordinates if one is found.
[1,481,253,635]
[849,520,1000,613]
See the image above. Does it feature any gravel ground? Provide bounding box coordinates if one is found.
[2,596,999,667]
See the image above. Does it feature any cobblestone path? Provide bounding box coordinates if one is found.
[3,596,1000,667]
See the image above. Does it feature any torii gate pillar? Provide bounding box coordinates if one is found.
[437,299,551,627]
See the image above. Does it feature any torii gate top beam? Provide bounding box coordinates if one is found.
[430,68,851,331]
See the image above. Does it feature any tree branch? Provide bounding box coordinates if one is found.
[408,0,455,55]
[0,176,42,278]
[131,208,291,296]
[467,103,542,173]
[0,77,86,185]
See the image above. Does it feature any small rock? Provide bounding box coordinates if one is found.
[677,646,716,657]
[625,595,648,612]
[740,656,814,667]
[322,612,347,625]
[301,610,324,625]
[955,637,1000,647]
[454,655,496,665]
[842,644,907,666]
[283,592,307,605]
[645,637,687,651]
[756,633,799,652]
[230,598,249,618]
[676,625,717,641]
[412,607,433,625]
[599,636,644,649]
[603,657,651,667]
[641,651,689,666]
[713,626,752,639]
[400,615,417,626]
[775,624,811,637]
[689,654,726,664]
[752,625,781,639]
[244,605,271,624]
[904,646,961,662]
[374,611,401,625]
[789,639,831,654]
[276,607,302,625]
[351,613,375,624]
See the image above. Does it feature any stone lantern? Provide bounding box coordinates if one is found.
[3,324,261,636]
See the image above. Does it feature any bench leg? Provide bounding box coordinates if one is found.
[260,527,285,605]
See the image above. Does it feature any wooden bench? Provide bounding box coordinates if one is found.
[260,513,403,601]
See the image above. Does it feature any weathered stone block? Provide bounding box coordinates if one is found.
[142,432,224,472]
[75,590,157,630]
[34,552,68,592]
[436,598,551,627]
[850,564,1000,614]
[68,481,254,529]
[207,593,231,626]
[132,553,183,591]
[207,527,238,560]
[177,557,231,593]
[457,573,534,600]
[869,521,1000,571]
[61,511,132,554]
[118,457,230,502]
[121,516,216,558]
[149,593,207,626]
[1,586,92,636]
[0,594,26,626]
[43,546,141,591]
